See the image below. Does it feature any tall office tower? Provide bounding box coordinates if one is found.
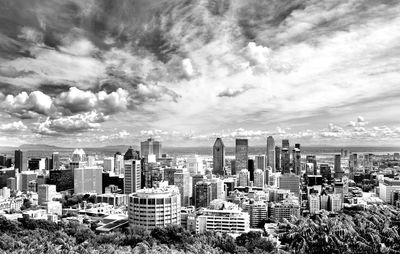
[51,152,60,170]
[292,144,301,175]
[248,159,255,181]
[128,185,181,230]
[255,155,266,170]
[235,139,248,173]
[74,166,102,194]
[71,149,86,162]
[114,153,124,175]
[275,146,281,172]
[103,157,114,172]
[266,136,276,172]
[328,194,343,212]
[140,138,162,159]
[281,140,290,174]
[230,160,236,175]
[195,181,212,208]
[309,194,321,214]
[164,168,176,185]
[208,177,225,201]
[320,164,332,181]
[253,169,265,188]
[340,149,344,157]
[334,154,344,179]
[379,177,400,204]
[306,155,318,175]
[278,174,300,197]
[87,155,96,167]
[124,147,140,160]
[124,160,141,194]
[14,150,25,172]
[213,138,225,175]
[174,168,192,206]
[239,169,250,187]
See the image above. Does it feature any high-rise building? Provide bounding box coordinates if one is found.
[281,140,290,174]
[292,144,301,175]
[174,168,192,206]
[192,175,205,205]
[255,155,266,170]
[140,138,162,159]
[187,155,205,176]
[266,136,275,172]
[28,158,46,171]
[213,138,225,175]
[124,160,141,194]
[74,167,102,194]
[278,174,300,197]
[128,185,181,230]
[0,154,6,166]
[253,169,265,188]
[195,181,212,208]
[334,154,344,179]
[275,146,281,172]
[14,150,25,172]
[248,159,255,181]
[328,194,343,212]
[379,178,400,204]
[349,153,358,172]
[51,152,60,170]
[114,153,124,175]
[235,139,248,173]
[239,169,250,187]
[270,198,300,221]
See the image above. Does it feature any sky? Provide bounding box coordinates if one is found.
[0,0,400,147]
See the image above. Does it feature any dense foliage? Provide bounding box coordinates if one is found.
[1,205,400,253]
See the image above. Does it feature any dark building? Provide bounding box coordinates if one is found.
[124,146,140,160]
[334,154,344,179]
[213,138,225,175]
[5,158,12,168]
[49,169,74,192]
[281,140,290,174]
[28,158,42,171]
[102,172,124,193]
[275,146,281,172]
[0,155,6,166]
[248,159,255,182]
[192,175,205,205]
[307,175,323,186]
[164,168,176,185]
[0,168,16,188]
[320,164,332,181]
[292,144,301,175]
[195,181,212,208]
[235,139,248,173]
[14,150,25,172]
[230,160,236,175]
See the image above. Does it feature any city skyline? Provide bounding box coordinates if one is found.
[1,0,400,147]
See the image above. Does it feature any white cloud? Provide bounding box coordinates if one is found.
[0,121,28,132]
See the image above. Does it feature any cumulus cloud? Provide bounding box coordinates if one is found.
[34,111,107,135]
[0,121,28,132]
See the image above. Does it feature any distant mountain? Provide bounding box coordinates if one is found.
[18,144,61,150]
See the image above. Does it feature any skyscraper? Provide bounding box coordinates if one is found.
[248,159,255,181]
[14,150,24,172]
[124,160,141,194]
[275,146,281,172]
[74,166,102,194]
[255,155,266,170]
[140,138,162,159]
[334,154,344,179]
[306,155,317,175]
[266,136,275,172]
[239,169,250,187]
[195,181,212,208]
[293,144,301,175]
[51,152,60,170]
[235,139,248,173]
[253,169,265,188]
[124,147,140,160]
[213,138,225,175]
[281,140,290,174]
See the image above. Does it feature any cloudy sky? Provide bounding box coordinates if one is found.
[0,0,400,147]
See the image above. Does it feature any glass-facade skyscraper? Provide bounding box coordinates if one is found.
[266,136,275,172]
[212,138,225,175]
[235,139,248,174]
